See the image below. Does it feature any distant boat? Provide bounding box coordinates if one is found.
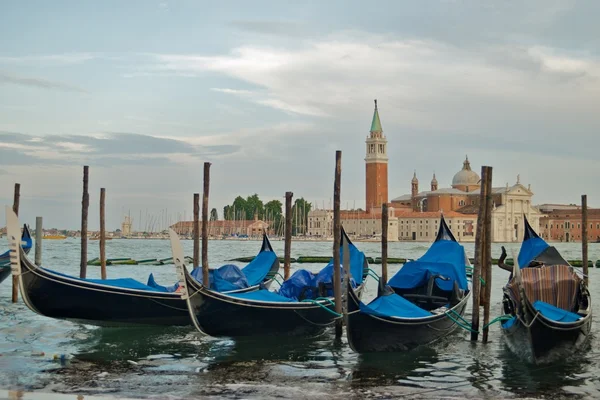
[43,234,67,240]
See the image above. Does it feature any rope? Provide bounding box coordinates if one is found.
[300,299,341,317]
[482,315,512,330]
[445,310,478,333]
[366,268,380,281]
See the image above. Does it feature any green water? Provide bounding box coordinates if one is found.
[1,238,599,399]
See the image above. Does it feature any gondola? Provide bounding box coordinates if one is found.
[346,216,471,353]
[171,228,369,338]
[0,223,32,284]
[500,216,592,364]
[5,207,279,327]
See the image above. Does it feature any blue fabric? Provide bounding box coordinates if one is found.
[228,289,295,302]
[241,251,276,285]
[340,241,367,285]
[212,264,249,292]
[146,273,179,292]
[313,263,357,297]
[278,269,316,300]
[501,316,517,329]
[388,240,468,291]
[190,267,214,287]
[532,300,581,323]
[359,293,432,318]
[518,237,550,269]
[0,228,33,260]
[44,268,164,292]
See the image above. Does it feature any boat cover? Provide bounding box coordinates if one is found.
[228,289,295,302]
[147,273,179,292]
[505,264,580,311]
[44,268,165,292]
[532,300,581,323]
[190,264,249,292]
[517,216,569,268]
[241,250,277,286]
[278,269,316,300]
[359,292,432,318]
[388,240,468,292]
[278,263,357,301]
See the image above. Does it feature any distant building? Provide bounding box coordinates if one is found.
[171,214,270,238]
[396,211,477,242]
[391,158,543,242]
[121,216,132,236]
[539,208,600,242]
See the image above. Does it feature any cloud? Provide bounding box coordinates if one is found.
[143,33,600,127]
[0,53,100,66]
[0,72,88,93]
[0,132,241,167]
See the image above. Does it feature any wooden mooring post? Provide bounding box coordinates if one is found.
[381,203,389,286]
[12,183,20,303]
[202,162,211,286]
[582,194,589,286]
[100,188,107,280]
[80,166,89,278]
[35,217,42,266]
[332,150,342,338]
[482,166,493,343]
[193,193,200,269]
[284,192,293,280]
[471,166,492,341]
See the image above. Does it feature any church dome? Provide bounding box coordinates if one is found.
[452,156,480,187]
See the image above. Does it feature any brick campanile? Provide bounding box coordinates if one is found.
[365,99,388,212]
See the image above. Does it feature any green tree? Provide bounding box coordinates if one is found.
[245,194,264,220]
[223,205,232,220]
[232,196,248,220]
[210,208,218,221]
[264,199,283,231]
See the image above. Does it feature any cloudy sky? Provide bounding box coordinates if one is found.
[1,1,599,230]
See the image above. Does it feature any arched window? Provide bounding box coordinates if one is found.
[459,200,465,206]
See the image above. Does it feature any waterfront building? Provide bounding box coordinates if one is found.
[539,206,600,242]
[171,214,270,238]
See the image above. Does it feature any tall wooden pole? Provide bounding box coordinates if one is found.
[35,217,43,266]
[482,166,493,343]
[342,227,350,328]
[333,150,342,338]
[12,183,20,303]
[80,166,89,278]
[470,166,488,341]
[193,193,200,269]
[381,203,389,286]
[202,162,211,286]
[284,192,293,280]
[99,188,107,280]
[582,194,589,286]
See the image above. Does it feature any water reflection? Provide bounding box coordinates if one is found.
[498,340,592,396]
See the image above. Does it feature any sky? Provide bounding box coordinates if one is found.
[1,0,600,230]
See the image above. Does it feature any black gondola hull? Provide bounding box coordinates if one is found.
[0,266,10,285]
[501,295,592,363]
[184,273,359,338]
[346,284,470,353]
[18,255,272,327]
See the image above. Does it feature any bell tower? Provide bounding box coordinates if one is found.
[365,99,388,212]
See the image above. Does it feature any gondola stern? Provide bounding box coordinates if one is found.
[435,215,457,242]
[168,228,210,336]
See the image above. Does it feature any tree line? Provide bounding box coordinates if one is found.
[213,194,311,235]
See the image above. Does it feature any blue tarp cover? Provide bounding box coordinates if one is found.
[532,300,581,323]
[359,293,432,318]
[278,264,357,301]
[518,237,550,269]
[45,268,163,292]
[241,251,276,286]
[278,269,316,300]
[147,273,179,292]
[388,240,468,291]
[228,289,294,302]
[189,264,250,292]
